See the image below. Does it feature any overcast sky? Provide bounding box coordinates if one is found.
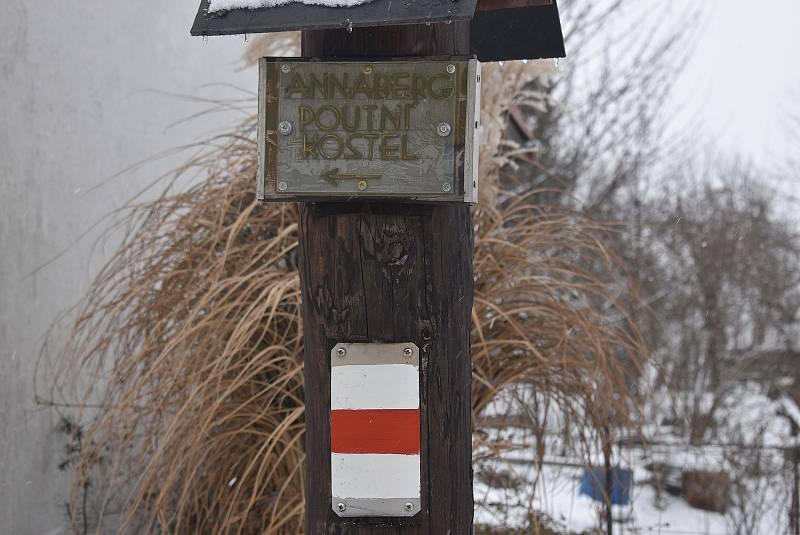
[667,0,799,167]
[196,0,800,169]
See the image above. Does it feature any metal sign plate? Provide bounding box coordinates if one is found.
[330,343,421,517]
[258,58,480,203]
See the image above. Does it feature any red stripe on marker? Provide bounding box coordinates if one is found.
[331,409,420,455]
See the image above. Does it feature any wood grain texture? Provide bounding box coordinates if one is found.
[298,202,474,534]
[301,23,471,60]
[299,23,474,534]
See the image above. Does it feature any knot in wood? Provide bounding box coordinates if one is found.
[420,327,433,341]
[387,241,406,264]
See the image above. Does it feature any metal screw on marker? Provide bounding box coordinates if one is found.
[337,502,347,512]
[446,64,456,74]
[278,121,293,136]
[336,347,347,358]
[442,183,452,192]
[437,123,452,137]
[281,64,291,73]
[278,182,288,191]
[403,347,414,358]
[362,65,373,74]
[405,502,414,512]
[357,180,368,191]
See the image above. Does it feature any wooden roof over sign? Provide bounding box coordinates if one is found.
[191,0,566,61]
[191,0,478,35]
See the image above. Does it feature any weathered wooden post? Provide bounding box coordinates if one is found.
[297,25,475,533]
[192,2,564,532]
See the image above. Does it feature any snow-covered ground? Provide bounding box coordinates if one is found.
[475,462,731,535]
[474,382,796,534]
[475,443,787,534]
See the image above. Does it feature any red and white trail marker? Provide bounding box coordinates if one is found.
[330,342,421,517]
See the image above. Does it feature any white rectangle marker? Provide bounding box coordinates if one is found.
[331,454,421,499]
[330,343,421,518]
[331,364,419,410]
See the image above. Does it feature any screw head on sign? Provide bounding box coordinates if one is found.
[281,64,291,73]
[336,347,346,358]
[337,502,346,512]
[442,183,452,193]
[278,121,293,136]
[437,123,452,137]
[357,180,368,191]
[446,64,456,74]
[278,182,288,191]
[405,502,414,512]
[363,65,374,75]
[403,347,414,358]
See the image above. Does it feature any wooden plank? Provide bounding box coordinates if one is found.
[191,0,477,36]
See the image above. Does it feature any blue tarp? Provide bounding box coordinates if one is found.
[579,467,633,506]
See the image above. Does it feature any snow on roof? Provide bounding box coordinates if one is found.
[208,0,370,11]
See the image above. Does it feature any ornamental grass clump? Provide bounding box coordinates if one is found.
[54,48,645,534]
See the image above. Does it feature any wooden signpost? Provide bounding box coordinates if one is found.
[193,2,565,533]
[298,25,476,532]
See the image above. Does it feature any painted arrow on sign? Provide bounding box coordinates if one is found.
[322,168,382,186]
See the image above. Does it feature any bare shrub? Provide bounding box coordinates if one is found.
[50,108,644,533]
[46,14,653,533]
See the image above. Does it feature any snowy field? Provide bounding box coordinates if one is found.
[474,383,796,534]
[475,462,730,535]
